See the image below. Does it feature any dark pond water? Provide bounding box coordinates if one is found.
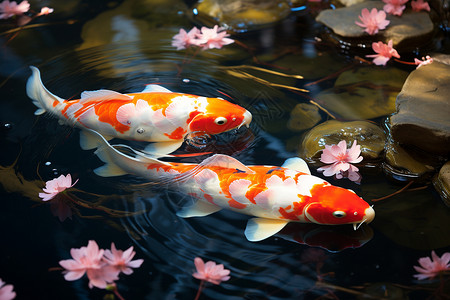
[1,0,449,299]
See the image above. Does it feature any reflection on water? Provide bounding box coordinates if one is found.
[1,1,449,299]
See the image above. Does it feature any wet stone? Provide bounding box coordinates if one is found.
[390,57,450,156]
[287,103,322,132]
[299,120,386,162]
[433,162,450,207]
[383,138,435,181]
[192,0,291,32]
[316,1,434,50]
[315,66,408,120]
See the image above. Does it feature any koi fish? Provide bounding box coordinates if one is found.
[26,66,252,155]
[86,130,375,242]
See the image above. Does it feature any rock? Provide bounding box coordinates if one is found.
[287,103,322,131]
[390,58,450,156]
[433,162,450,206]
[338,0,367,6]
[299,120,386,162]
[192,0,291,32]
[383,138,435,180]
[315,66,408,120]
[316,1,434,50]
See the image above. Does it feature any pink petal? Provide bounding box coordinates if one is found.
[194,257,205,274]
[63,270,85,281]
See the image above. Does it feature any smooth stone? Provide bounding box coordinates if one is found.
[338,0,367,6]
[315,66,408,120]
[433,162,450,207]
[316,1,434,49]
[384,138,435,180]
[390,58,450,156]
[299,120,386,162]
[287,103,322,131]
[192,0,291,32]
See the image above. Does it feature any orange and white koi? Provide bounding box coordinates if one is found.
[86,130,375,242]
[26,66,252,155]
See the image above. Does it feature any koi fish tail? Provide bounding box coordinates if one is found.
[84,129,170,180]
[26,66,64,116]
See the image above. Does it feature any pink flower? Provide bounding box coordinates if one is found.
[366,40,400,66]
[59,240,119,289]
[413,251,450,280]
[171,27,201,50]
[414,55,433,68]
[382,0,408,16]
[317,140,363,181]
[37,6,53,16]
[0,0,29,19]
[411,0,430,12]
[39,174,78,201]
[103,243,144,275]
[192,257,230,285]
[355,8,390,35]
[0,279,15,300]
[195,25,234,50]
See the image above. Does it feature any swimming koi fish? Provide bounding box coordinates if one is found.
[26,66,252,155]
[86,130,375,242]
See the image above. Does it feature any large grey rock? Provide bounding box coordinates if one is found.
[390,57,450,156]
[316,1,434,49]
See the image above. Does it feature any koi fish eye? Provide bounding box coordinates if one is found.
[332,211,346,218]
[214,117,227,125]
[137,128,145,134]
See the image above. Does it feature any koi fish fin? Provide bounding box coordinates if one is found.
[198,154,255,174]
[245,218,290,242]
[79,130,113,150]
[80,90,132,103]
[282,157,311,175]
[94,162,129,177]
[143,141,184,157]
[26,66,65,115]
[177,201,222,218]
[140,84,172,93]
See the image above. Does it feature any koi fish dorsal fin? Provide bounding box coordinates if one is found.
[199,154,255,174]
[281,157,311,175]
[140,84,172,93]
[80,90,133,103]
[245,218,289,242]
[177,201,222,218]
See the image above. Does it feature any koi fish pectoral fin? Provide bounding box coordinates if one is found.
[244,218,290,242]
[281,157,311,175]
[176,201,222,218]
[143,141,184,157]
[140,84,172,93]
[79,130,114,150]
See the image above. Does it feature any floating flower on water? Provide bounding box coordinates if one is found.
[103,243,144,275]
[172,26,234,51]
[193,257,230,285]
[59,240,119,289]
[317,140,363,182]
[195,25,235,50]
[355,8,390,35]
[0,0,29,19]
[414,55,433,68]
[382,0,408,16]
[171,27,201,50]
[0,279,16,300]
[366,40,400,66]
[39,174,78,201]
[37,6,53,16]
[413,251,450,280]
[411,0,430,12]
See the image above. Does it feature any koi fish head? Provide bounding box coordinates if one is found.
[304,185,375,229]
[188,98,252,135]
